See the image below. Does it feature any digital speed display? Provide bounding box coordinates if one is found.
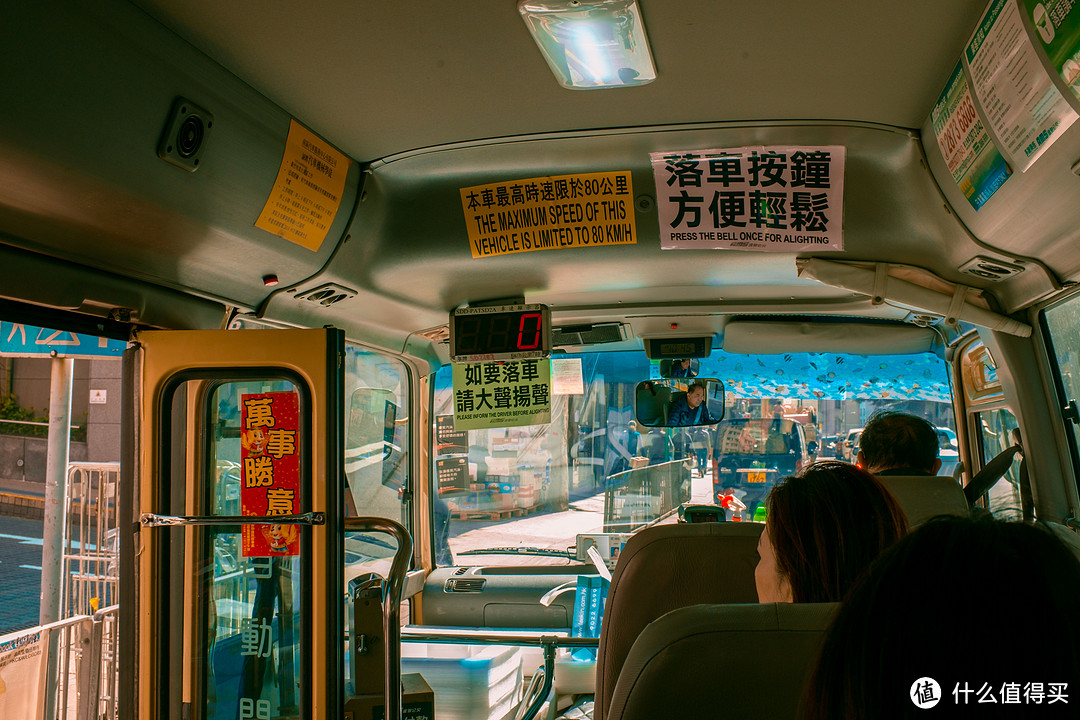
[644,337,712,360]
[450,304,551,363]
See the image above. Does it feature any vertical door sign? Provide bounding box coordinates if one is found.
[240,391,301,557]
[650,146,845,252]
[255,119,350,251]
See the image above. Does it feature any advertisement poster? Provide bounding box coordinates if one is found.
[931,62,1012,209]
[1025,0,1080,101]
[452,359,551,431]
[460,171,636,258]
[240,391,301,557]
[0,631,42,717]
[965,0,1077,171]
[650,146,845,251]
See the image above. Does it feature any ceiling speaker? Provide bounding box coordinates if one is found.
[157,97,213,172]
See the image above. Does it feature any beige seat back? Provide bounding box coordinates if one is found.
[878,474,969,526]
[594,521,763,720]
[607,602,839,720]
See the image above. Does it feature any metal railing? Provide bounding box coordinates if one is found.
[62,463,121,618]
[0,605,119,720]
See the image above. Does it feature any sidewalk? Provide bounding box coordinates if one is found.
[0,477,46,519]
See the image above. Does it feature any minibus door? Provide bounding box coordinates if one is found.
[124,328,345,720]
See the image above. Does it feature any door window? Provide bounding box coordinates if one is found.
[202,379,308,720]
[342,346,410,583]
[974,407,1025,519]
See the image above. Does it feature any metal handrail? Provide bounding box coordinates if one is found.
[139,511,325,527]
[344,517,412,720]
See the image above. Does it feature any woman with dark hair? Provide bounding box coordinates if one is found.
[802,516,1080,719]
[755,461,909,603]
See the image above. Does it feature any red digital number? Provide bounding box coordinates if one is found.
[516,312,542,350]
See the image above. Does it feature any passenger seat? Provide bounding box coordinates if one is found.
[606,602,839,720]
[594,522,762,720]
[877,474,969,526]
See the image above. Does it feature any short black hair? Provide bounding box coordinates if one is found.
[859,410,938,473]
[802,517,1080,719]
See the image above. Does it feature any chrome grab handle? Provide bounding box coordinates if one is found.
[140,511,325,527]
[344,517,412,720]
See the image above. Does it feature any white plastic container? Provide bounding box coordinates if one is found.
[401,643,524,720]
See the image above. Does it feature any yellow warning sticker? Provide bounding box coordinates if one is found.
[255,119,350,251]
[460,171,636,258]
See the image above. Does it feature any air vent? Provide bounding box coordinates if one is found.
[453,567,468,576]
[294,282,357,307]
[444,578,486,592]
[552,322,626,347]
[416,325,451,343]
[904,312,944,328]
[958,257,1024,282]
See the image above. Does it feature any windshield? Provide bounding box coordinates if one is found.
[431,349,954,566]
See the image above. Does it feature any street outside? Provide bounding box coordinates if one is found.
[0,467,720,634]
[446,465,718,563]
[0,515,45,636]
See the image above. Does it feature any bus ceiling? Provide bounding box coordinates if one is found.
[0,1,1078,353]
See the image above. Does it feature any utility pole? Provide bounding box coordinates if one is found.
[40,355,73,720]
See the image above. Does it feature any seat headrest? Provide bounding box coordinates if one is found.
[878,475,969,526]
[595,522,763,720]
[607,602,839,720]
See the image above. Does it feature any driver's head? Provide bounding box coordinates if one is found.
[857,411,941,475]
[686,382,706,408]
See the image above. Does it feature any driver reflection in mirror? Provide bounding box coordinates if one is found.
[670,358,697,378]
[669,381,716,426]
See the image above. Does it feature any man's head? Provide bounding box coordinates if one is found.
[857,411,941,475]
[686,382,706,408]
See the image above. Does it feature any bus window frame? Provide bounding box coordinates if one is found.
[1038,291,1080,502]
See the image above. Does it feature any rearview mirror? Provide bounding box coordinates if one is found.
[635,379,726,428]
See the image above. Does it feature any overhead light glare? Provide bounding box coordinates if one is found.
[518,0,656,90]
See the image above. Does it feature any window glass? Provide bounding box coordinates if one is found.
[203,379,305,720]
[342,345,409,581]
[430,350,955,567]
[1044,295,1080,474]
[975,407,1024,520]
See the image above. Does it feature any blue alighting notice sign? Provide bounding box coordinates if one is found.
[0,323,127,358]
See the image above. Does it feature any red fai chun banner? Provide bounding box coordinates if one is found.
[240,391,301,557]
